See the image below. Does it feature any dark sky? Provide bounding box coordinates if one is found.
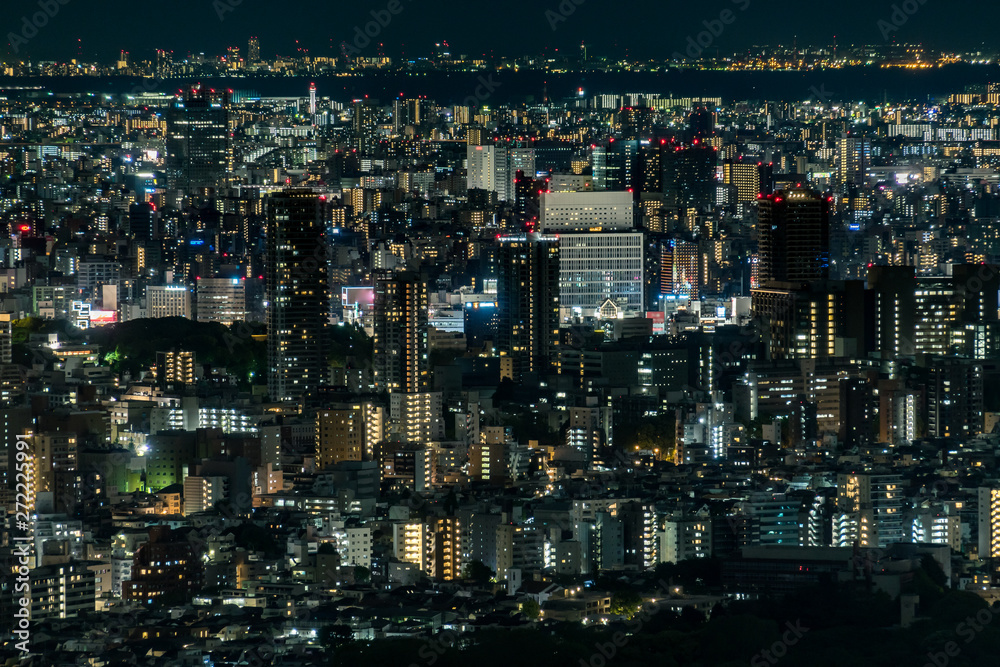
[2,0,995,63]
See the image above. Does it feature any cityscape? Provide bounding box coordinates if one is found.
[8,4,1000,666]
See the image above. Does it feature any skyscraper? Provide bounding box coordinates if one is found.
[661,142,717,210]
[592,139,639,192]
[497,234,560,380]
[353,100,380,154]
[165,87,231,193]
[248,36,260,63]
[756,187,831,286]
[373,271,428,394]
[266,189,328,403]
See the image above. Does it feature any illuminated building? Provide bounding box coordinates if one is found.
[722,159,772,204]
[266,189,329,403]
[393,517,462,580]
[389,392,444,444]
[123,527,201,604]
[146,285,192,319]
[661,142,717,210]
[835,473,903,548]
[928,358,983,438]
[538,190,635,232]
[836,134,871,187]
[196,277,246,326]
[155,350,196,387]
[467,143,535,202]
[497,234,560,381]
[464,300,499,351]
[248,36,260,63]
[316,402,386,468]
[978,487,1000,559]
[27,562,95,620]
[373,271,428,394]
[165,87,231,192]
[592,139,638,191]
[661,239,703,298]
[558,232,644,316]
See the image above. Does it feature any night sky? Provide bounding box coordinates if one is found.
[1,0,994,62]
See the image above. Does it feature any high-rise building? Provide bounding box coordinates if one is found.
[196,277,247,326]
[868,265,917,359]
[722,160,772,204]
[661,142,717,210]
[688,105,716,142]
[373,271,428,394]
[393,98,425,132]
[248,36,260,63]
[592,139,639,191]
[538,190,635,232]
[266,189,328,403]
[497,234,560,380]
[558,232,644,315]
[466,143,535,202]
[389,392,445,443]
[978,487,1000,559]
[165,87,231,192]
[928,358,983,439]
[353,100,380,153]
[756,187,830,286]
[661,239,703,298]
[835,473,904,548]
[836,134,871,187]
[128,201,156,240]
[155,350,196,387]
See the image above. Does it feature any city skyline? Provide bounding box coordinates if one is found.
[2,0,1000,62]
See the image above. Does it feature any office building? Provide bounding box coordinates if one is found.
[165,87,231,192]
[196,277,247,326]
[539,190,635,232]
[558,232,644,315]
[146,285,192,319]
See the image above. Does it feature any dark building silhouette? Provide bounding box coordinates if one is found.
[756,187,830,286]
[165,87,231,193]
[497,233,560,381]
[661,142,717,210]
[123,526,202,604]
[266,189,328,402]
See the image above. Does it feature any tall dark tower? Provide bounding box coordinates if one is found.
[266,189,328,403]
[373,271,428,394]
[165,87,231,193]
[248,36,260,63]
[661,141,717,210]
[497,234,560,381]
[756,187,831,286]
[687,105,715,142]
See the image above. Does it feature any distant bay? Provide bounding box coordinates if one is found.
[2,64,999,104]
